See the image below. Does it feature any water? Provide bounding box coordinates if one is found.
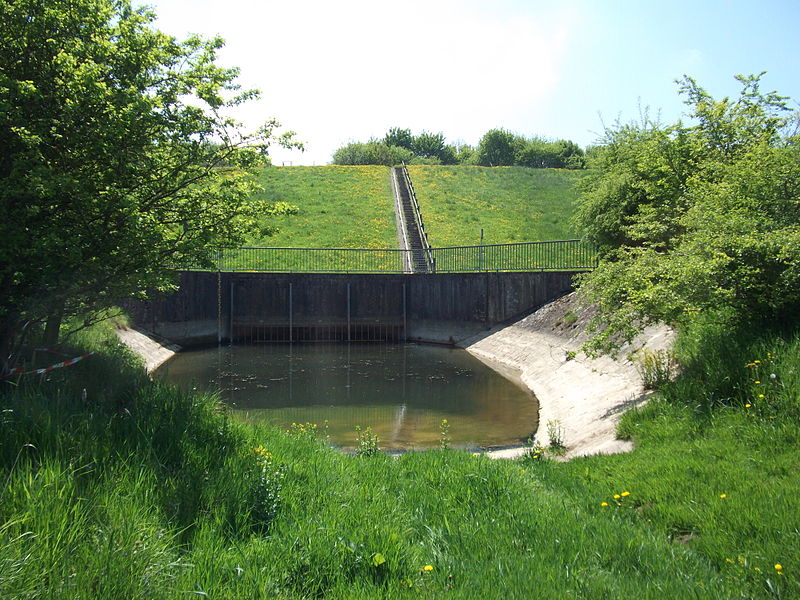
[154,343,538,450]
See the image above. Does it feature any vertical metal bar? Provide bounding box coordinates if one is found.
[229,279,234,345]
[288,282,293,343]
[403,282,407,342]
[347,282,351,343]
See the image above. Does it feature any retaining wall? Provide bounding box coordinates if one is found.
[125,271,581,346]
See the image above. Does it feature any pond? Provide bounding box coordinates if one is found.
[154,343,538,451]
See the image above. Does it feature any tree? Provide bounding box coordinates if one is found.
[0,0,297,373]
[476,129,523,166]
[573,74,800,353]
[383,127,414,151]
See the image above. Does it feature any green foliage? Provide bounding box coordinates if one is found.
[634,349,677,390]
[354,425,380,457]
[575,74,800,353]
[331,141,413,166]
[476,128,522,166]
[382,127,415,151]
[2,318,800,597]
[477,130,586,168]
[0,0,296,371]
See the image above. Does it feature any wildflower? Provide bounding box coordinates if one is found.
[613,494,621,500]
[719,494,727,499]
[775,564,783,572]
[422,565,434,572]
[472,452,480,457]
[754,360,761,364]
[621,491,630,497]
[745,404,751,408]
[758,394,765,399]
[754,380,761,384]
[600,502,609,507]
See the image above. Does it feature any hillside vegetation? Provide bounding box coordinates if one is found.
[408,165,585,246]
[251,166,397,248]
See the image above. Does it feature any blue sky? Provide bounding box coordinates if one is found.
[139,0,800,165]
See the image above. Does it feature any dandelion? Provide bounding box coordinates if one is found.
[745,404,751,408]
[621,491,630,497]
[600,502,609,507]
[719,494,727,499]
[423,565,434,572]
[613,494,621,500]
[775,564,783,572]
[755,360,761,364]
[472,452,480,457]
[758,394,765,399]
[754,380,761,384]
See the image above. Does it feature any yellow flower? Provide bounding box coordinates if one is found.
[621,491,630,497]
[423,565,434,572]
[600,502,609,507]
[472,452,480,457]
[613,494,621,500]
[775,564,783,571]
[758,394,765,399]
[754,380,760,384]
[745,404,751,408]
[754,360,761,364]
[719,494,727,499]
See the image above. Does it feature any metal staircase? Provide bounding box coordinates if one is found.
[392,165,433,273]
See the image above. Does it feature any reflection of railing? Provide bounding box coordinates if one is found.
[188,240,597,273]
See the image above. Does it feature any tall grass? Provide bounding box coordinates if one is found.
[0,316,797,598]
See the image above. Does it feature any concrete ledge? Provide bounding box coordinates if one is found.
[461,292,674,460]
[116,327,181,373]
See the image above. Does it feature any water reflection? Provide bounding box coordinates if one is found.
[155,343,538,450]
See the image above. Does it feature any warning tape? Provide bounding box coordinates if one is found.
[4,352,95,377]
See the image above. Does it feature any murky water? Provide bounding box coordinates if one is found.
[154,344,538,450]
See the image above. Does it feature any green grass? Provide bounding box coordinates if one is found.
[407,165,586,247]
[251,165,397,249]
[0,316,797,598]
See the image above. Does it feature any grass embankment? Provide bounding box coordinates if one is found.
[407,166,585,247]
[0,318,797,598]
[251,165,397,249]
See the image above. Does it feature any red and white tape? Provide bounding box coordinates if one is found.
[5,352,95,377]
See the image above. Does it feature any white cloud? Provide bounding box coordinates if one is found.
[143,0,575,164]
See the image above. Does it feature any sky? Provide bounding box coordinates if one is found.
[137,0,800,165]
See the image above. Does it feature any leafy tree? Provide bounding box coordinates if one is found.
[476,129,523,166]
[383,127,414,151]
[574,74,800,353]
[0,0,297,373]
[331,141,413,166]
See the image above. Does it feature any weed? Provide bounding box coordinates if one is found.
[635,349,677,390]
[546,419,566,451]
[354,425,380,457]
[439,418,450,450]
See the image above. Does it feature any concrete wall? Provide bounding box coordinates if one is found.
[125,271,580,346]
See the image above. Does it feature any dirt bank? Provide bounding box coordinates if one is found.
[460,292,674,459]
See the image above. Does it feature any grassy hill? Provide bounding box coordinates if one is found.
[247,165,584,251]
[250,165,397,249]
[407,165,585,247]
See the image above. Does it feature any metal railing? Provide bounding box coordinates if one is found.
[190,240,597,273]
[399,164,434,271]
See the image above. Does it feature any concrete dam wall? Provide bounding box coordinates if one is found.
[125,271,580,346]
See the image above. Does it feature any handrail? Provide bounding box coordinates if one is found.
[185,240,597,273]
[400,163,434,271]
